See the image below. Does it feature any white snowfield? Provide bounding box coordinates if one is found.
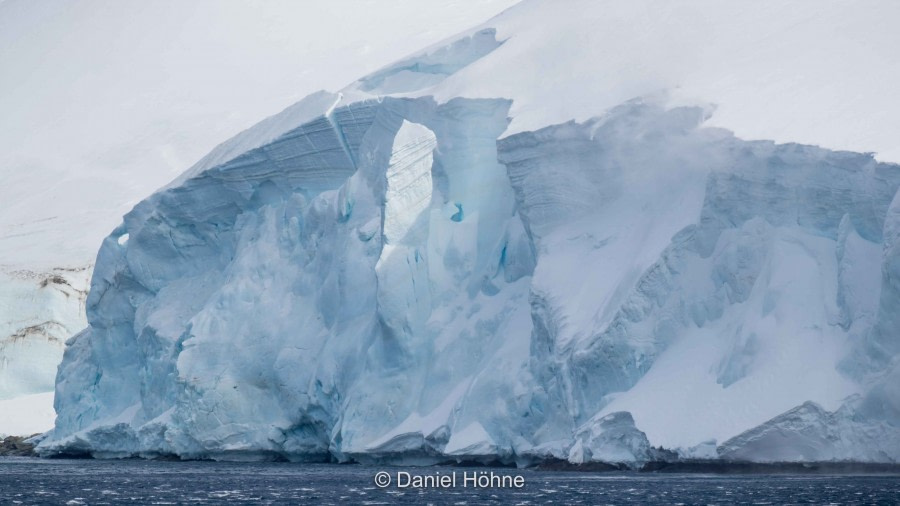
[0,267,89,437]
[37,0,900,464]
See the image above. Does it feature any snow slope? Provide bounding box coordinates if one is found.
[37,0,900,463]
[0,392,56,438]
[0,0,520,436]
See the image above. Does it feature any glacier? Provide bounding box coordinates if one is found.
[37,0,900,464]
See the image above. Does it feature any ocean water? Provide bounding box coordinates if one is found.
[0,458,898,505]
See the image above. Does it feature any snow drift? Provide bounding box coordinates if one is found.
[39,0,900,463]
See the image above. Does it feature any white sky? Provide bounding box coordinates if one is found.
[0,0,519,269]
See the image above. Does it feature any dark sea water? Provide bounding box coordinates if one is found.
[1,458,899,505]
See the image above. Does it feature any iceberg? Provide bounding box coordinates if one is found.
[38,0,900,463]
[567,412,652,466]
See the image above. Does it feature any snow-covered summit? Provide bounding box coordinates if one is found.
[37,0,900,463]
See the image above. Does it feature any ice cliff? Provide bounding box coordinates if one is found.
[38,0,900,463]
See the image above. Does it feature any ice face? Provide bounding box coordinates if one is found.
[37,94,900,463]
[849,190,900,375]
[718,191,900,463]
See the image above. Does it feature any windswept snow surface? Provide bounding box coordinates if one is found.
[39,0,900,463]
